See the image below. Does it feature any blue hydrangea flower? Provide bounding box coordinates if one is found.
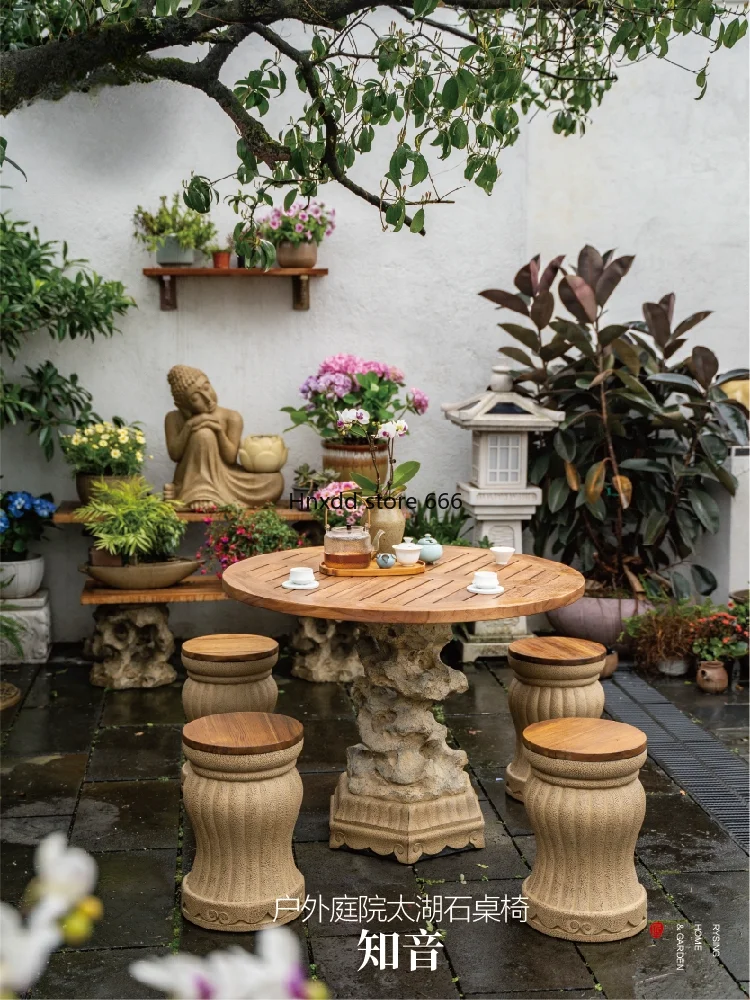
[0,510,9,534]
[5,492,34,518]
[32,497,57,519]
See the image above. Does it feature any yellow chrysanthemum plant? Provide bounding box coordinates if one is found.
[61,420,147,477]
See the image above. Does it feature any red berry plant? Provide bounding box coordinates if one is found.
[198,504,304,578]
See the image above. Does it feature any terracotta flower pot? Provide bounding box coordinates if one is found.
[546,596,650,648]
[275,241,317,269]
[76,474,138,506]
[322,442,389,485]
[81,559,200,590]
[696,660,729,694]
[0,554,44,599]
[212,250,231,269]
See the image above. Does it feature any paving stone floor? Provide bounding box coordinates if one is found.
[1,648,748,1000]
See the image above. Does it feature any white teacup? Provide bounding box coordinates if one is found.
[473,570,500,591]
[393,542,422,566]
[289,566,315,586]
[490,546,515,566]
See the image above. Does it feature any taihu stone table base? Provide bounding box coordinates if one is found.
[182,712,305,931]
[181,633,279,720]
[89,604,176,689]
[329,622,485,862]
[522,718,648,943]
[505,637,605,802]
[290,617,363,683]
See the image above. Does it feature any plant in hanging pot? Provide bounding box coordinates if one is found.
[78,477,195,589]
[0,491,57,598]
[257,200,334,268]
[61,419,147,505]
[282,354,428,482]
[622,601,700,676]
[480,245,749,646]
[690,606,748,693]
[197,504,303,577]
[133,194,217,267]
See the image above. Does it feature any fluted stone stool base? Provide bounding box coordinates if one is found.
[505,637,605,802]
[181,634,279,722]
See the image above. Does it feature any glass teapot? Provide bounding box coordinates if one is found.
[324,524,385,569]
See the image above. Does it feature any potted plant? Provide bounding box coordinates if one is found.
[291,465,338,502]
[480,246,748,645]
[282,355,428,481]
[257,200,335,268]
[0,491,56,598]
[208,236,232,269]
[133,194,217,266]
[622,601,699,676]
[198,504,303,577]
[61,419,147,505]
[78,477,196,589]
[729,591,749,683]
[690,605,749,693]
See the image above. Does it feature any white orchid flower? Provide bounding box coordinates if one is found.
[0,902,62,995]
[33,831,98,921]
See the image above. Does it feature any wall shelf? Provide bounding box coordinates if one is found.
[142,266,328,312]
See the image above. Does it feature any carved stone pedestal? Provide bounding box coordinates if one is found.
[0,589,51,664]
[89,604,176,689]
[522,745,647,942]
[290,617,363,683]
[505,639,605,801]
[329,623,485,863]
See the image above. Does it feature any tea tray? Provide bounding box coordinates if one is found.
[319,560,427,577]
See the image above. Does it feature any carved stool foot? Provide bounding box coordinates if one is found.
[290,617,363,683]
[89,604,176,689]
[522,718,648,942]
[181,633,279,721]
[505,637,606,801]
[181,712,305,931]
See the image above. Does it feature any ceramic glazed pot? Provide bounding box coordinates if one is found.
[76,474,137,506]
[369,505,406,555]
[81,559,200,590]
[546,596,650,648]
[322,442,388,484]
[0,555,44,599]
[658,657,689,677]
[212,250,231,269]
[697,661,729,694]
[237,435,289,473]
[155,237,195,267]
[275,241,317,269]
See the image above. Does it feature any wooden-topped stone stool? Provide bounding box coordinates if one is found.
[522,718,648,943]
[505,636,606,801]
[181,711,305,931]
[181,633,279,721]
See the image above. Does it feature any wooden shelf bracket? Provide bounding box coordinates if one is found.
[143,267,328,313]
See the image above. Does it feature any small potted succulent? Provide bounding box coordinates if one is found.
[208,235,232,269]
[257,200,335,268]
[291,465,338,502]
[61,420,147,505]
[0,491,57,598]
[622,601,698,676]
[197,504,303,577]
[690,606,749,693]
[78,478,195,589]
[133,194,217,266]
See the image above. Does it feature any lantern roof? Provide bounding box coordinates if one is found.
[442,366,564,432]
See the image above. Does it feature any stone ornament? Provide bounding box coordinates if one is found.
[0,588,51,664]
[88,604,176,689]
[290,617,363,683]
[329,622,485,862]
[181,633,280,720]
[165,365,284,510]
[505,636,605,802]
[237,435,288,473]
[181,712,305,931]
[521,717,648,942]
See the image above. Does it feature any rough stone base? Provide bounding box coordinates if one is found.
[290,617,363,682]
[0,589,51,664]
[329,771,485,864]
[89,604,176,689]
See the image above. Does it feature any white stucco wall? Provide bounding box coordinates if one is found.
[1,31,747,640]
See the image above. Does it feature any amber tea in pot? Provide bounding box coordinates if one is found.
[323,524,383,569]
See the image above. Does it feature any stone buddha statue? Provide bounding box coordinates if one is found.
[165,365,284,510]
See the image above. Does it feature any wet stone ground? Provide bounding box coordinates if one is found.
[1,647,748,1000]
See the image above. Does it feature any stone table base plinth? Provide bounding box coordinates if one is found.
[89,604,176,689]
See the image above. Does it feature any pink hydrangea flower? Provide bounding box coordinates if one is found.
[407,387,429,414]
[294,223,304,233]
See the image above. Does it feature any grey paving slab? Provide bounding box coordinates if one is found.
[443,663,512,717]
[1,815,72,906]
[1,753,87,817]
[472,767,533,836]
[637,793,749,873]
[0,663,40,732]
[4,682,103,756]
[275,668,355,721]
[449,716,516,769]
[31,947,169,999]
[101,683,186,726]
[71,779,180,851]
[87,726,182,781]
[295,771,341,843]
[297,719,360,773]
[465,993,600,999]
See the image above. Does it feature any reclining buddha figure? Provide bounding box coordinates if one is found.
[165,365,284,510]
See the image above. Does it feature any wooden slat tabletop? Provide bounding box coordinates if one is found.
[222,546,584,624]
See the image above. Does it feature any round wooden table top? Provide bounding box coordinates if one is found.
[222,546,585,625]
[523,718,647,761]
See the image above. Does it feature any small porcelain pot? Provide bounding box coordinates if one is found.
[417,536,443,564]
[155,236,194,267]
[697,661,729,694]
[0,555,45,599]
[490,545,515,566]
[658,657,689,677]
[392,542,422,566]
[275,241,317,269]
[238,435,289,473]
[376,553,396,569]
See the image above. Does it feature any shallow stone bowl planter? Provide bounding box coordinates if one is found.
[0,555,45,599]
[80,558,200,590]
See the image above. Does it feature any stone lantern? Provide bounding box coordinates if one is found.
[442,365,564,659]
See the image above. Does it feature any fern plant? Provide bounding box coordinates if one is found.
[79,477,186,563]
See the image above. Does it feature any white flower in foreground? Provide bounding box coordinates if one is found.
[0,903,61,995]
[376,419,408,439]
[130,926,319,1000]
[33,831,98,921]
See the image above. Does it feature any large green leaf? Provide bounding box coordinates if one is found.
[611,338,641,375]
[689,487,720,533]
[499,346,534,367]
[647,373,703,395]
[643,510,668,544]
[670,569,692,600]
[548,478,569,513]
[390,460,420,487]
[691,563,718,596]
[498,323,540,352]
[619,458,670,473]
[479,289,529,316]
[715,401,749,445]
[351,473,379,493]
[554,429,576,462]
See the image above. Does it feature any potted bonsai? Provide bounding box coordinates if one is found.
[198,504,303,577]
[133,194,217,266]
[78,477,196,589]
[480,246,749,645]
[690,605,748,694]
[62,419,147,504]
[282,355,428,482]
[622,601,699,676]
[0,491,57,598]
[257,200,335,268]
